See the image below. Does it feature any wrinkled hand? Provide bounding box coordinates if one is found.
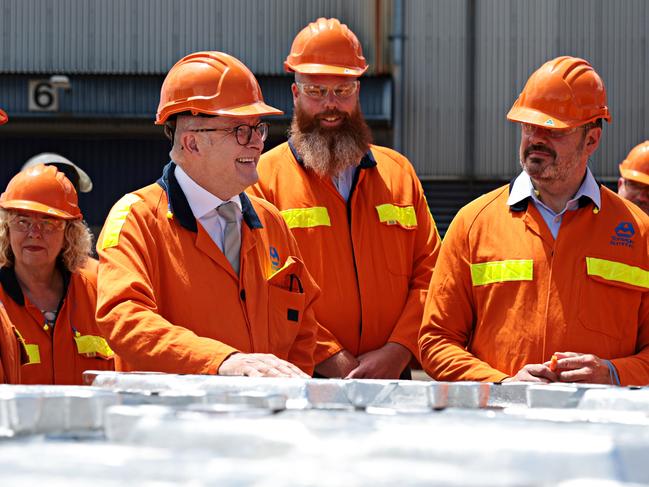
[315,349,359,378]
[503,363,557,383]
[345,342,412,379]
[218,353,309,378]
[544,352,612,384]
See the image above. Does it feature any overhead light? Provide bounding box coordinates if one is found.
[49,75,71,90]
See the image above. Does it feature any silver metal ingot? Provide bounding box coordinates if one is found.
[487,382,529,408]
[117,389,208,406]
[527,384,609,409]
[342,379,396,409]
[305,379,354,409]
[446,382,491,408]
[0,385,120,435]
[578,387,649,411]
[367,381,433,412]
[428,382,450,409]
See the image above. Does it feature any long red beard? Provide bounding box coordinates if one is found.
[289,102,372,178]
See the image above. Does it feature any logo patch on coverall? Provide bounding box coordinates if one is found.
[610,221,635,248]
[269,246,281,270]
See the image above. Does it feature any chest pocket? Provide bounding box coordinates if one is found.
[267,257,306,356]
[280,207,331,229]
[73,332,115,361]
[375,204,417,276]
[578,257,648,339]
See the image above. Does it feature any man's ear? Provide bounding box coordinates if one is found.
[584,127,602,155]
[181,133,199,154]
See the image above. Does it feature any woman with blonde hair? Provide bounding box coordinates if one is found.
[0,164,113,384]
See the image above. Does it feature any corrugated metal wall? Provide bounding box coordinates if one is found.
[0,0,391,75]
[404,0,649,180]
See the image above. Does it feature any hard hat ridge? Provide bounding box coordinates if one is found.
[155,51,283,125]
[507,55,611,129]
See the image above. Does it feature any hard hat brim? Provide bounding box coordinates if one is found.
[286,62,368,77]
[0,199,81,220]
[507,105,612,129]
[507,106,573,129]
[22,154,93,193]
[0,109,7,125]
[155,102,283,125]
[217,101,284,117]
[620,166,649,186]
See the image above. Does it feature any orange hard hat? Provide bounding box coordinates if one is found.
[0,109,7,125]
[155,51,283,124]
[0,164,82,219]
[284,18,368,77]
[619,141,649,186]
[507,56,611,129]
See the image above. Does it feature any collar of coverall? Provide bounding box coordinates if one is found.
[287,139,377,170]
[507,170,602,213]
[157,161,263,233]
[0,262,71,307]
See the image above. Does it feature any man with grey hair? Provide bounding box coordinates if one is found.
[96,51,319,378]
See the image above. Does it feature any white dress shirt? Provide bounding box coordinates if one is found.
[174,165,242,251]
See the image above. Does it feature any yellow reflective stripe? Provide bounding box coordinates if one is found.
[471,259,533,286]
[24,344,41,365]
[280,207,331,229]
[74,335,115,358]
[586,257,649,289]
[100,193,142,249]
[376,204,417,228]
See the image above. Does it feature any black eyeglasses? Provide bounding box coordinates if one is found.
[189,122,270,146]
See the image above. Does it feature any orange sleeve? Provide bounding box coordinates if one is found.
[418,211,509,382]
[388,180,441,360]
[610,279,649,386]
[96,201,238,374]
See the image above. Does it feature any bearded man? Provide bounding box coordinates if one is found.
[251,18,441,379]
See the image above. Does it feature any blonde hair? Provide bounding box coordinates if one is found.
[0,209,93,273]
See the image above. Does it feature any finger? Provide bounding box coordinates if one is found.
[556,357,593,371]
[243,365,265,378]
[553,352,579,359]
[527,365,558,382]
[274,361,302,378]
[558,368,592,383]
[281,360,309,378]
[345,366,364,379]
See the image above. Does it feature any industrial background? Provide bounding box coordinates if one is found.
[0,0,647,235]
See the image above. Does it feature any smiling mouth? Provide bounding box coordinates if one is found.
[235,157,256,164]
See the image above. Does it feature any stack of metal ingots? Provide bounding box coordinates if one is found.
[0,372,648,486]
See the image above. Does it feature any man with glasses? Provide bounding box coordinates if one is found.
[618,141,649,216]
[419,56,649,385]
[252,18,441,379]
[96,51,319,377]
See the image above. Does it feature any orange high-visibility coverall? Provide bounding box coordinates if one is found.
[251,142,440,363]
[419,184,649,385]
[0,265,114,385]
[96,162,318,375]
[0,302,23,383]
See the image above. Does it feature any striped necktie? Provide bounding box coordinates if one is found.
[216,201,241,275]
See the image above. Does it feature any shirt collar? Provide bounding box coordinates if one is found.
[174,164,241,219]
[507,167,601,210]
[157,162,262,232]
